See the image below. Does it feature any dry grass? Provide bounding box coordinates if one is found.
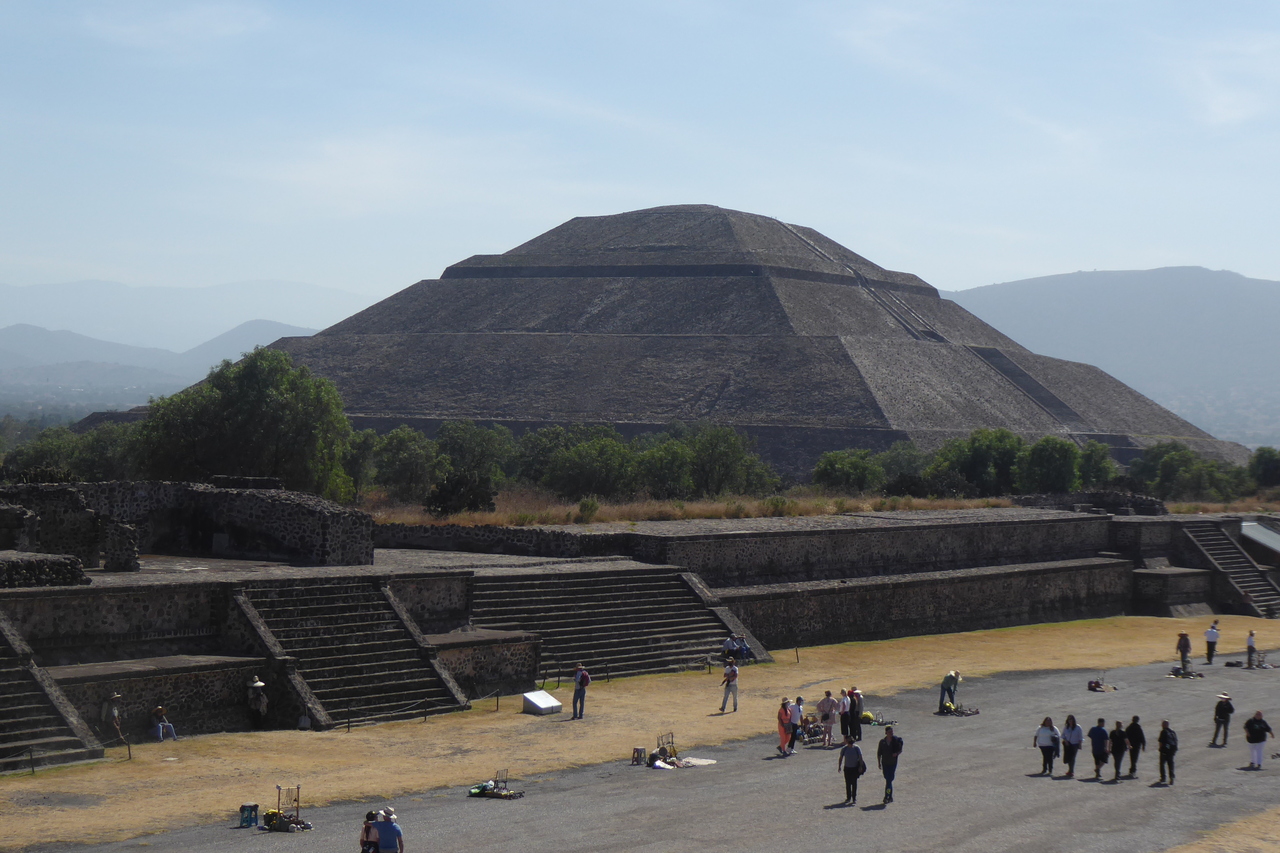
[367,488,1015,527]
[5,614,1280,850]
[1168,499,1280,515]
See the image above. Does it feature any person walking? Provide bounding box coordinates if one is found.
[1061,715,1084,778]
[359,812,381,853]
[374,808,404,853]
[718,660,738,714]
[1244,710,1274,769]
[938,671,960,712]
[837,735,865,804]
[1212,692,1235,746]
[1157,720,1178,785]
[1087,718,1110,780]
[850,688,865,742]
[572,662,591,719]
[1205,620,1220,664]
[1176,631,1193,673]
[777,698,792,755]
[1247,630,1257,669]
[786,696,805,754]
[817,690,838,747]
[1033,717,1061,776]
[1108,721,1130,781]
[877,726,904,804]
[1126,716,1146,777]
[838,689,852,741]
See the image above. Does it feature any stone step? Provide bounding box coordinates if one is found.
[266,618,403,637]
[472,580,691,599]
[307,677,452,703]
[325,695,460,723]
[0,724,77,748]
[475,617,723,644]
[472,603,720,626]
[248,583,383,599]
[0,706,64,728]
[0,735,91,766]
[292,640,422,660]
[471,593,697,615]
[296,654,429,680]
[534,637,725,667]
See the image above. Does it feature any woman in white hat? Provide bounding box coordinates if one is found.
[247,676,269,729]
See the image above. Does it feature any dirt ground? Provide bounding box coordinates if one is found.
[2,614,1279,851]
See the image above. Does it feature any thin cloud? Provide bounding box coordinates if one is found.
[81,2,270,52]
[1176,33,1280,125]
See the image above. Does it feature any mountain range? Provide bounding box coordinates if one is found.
[943,266,1280,448]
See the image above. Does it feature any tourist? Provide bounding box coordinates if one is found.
[1087,718,1110,779]
[777,698,792,755]
[374,808,403,853]
[1157,720,1178,785]
[838,689,852,741]
[1244,710,1273,769]
[722,635,737,661]
[1176,631,1192,673]
[100,692,123,741]
[1108,721,1130,781]
[837,735,865,804]
[1060,715,1083,778]
[851,688,865,741]
[1211,692,1234,746]
[938,670,961,712]
[787,696,805,753]
[359,811,380,853]
[1126,716,1146,778]
[1247,630,1257,668]
[151,705,178,742]
[876,725,904,804]
[817,690,838,747]
[1205,620,1220,664]
[1033,716,1061,776]
[572,662,590,719]
[734,635,755,662]
[246,676,269,729]
[718,659,739,714]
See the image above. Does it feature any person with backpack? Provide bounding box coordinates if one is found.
[572,663,591,719]
[1157,720,1178,785]
[837,735,865,804]
[359,811,380,853]
[718,660,738,714]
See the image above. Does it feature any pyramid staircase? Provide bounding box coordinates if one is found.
[1184,520,1280,617]
[0,644,99,773]
[469,568,737,679]
[244,581,465,725]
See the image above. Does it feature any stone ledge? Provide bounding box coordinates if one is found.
[424,629,539,649]
[47,654,265,684]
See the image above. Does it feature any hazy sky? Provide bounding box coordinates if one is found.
[2,1,1278,300]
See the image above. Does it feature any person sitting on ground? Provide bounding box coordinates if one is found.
[722,635,737,661]
[151,705,178,742]
[734,635,756,662]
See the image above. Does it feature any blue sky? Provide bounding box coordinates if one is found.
[2,1,1278,299]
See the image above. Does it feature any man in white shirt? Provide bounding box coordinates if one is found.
[1205,620,1220,665]
[838,689,852,741]
[719,662,739,713]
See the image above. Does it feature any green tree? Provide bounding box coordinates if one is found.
[634,438,695,500]
[134,348,353,500]
[427,421,516,515]
[343,429,381,500]
[1016,436,1081,493]
[1,426,80,478]
[1249,447,1280,489]
[872,441,929,479]
[925,428,1025,497]
[373,426,444,504]
[543,436,637,501]
[812,449,887,494]
[1079,440,1118,488]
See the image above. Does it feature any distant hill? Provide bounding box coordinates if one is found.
[0,279,368,350]
[944,267,1280,448]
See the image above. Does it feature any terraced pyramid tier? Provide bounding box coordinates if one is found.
[0,645,97,772]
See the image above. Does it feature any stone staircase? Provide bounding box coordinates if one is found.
[470,569,733,679]
[0,644,97,773]
[245,581,464,725]
[1184,520,1280,617]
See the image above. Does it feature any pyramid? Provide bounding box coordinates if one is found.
[271,205,1248,477]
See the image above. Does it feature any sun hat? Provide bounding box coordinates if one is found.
[1218,692,1231,699]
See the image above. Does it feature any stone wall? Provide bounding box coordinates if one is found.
[0,551,89,588]
[719,557,1132,648]
[0,486,100,567]
[0,502,37,551]
[387,573,471,633]
[374,521,628,558]
[429,629,539,698]
[1012,491,1168,516]
[1132,564,1212,616]
[58,659,268,740]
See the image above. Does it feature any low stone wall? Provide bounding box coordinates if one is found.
[374,522,629,558]
[0,551,90,588]
[56,658,267,740]
[1012,491,1168,516]
[718,557,1132,648]
[429,629,539,697]
[0,503,37,551]
[1132,565,1212,616]
[0,486,100,567]
[388,573,471,633]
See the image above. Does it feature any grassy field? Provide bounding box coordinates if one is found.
[5,615,1280,850]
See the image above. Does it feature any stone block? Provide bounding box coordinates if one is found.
[522,690,561,715]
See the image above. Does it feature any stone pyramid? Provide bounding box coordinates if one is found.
[272,205,1247,477]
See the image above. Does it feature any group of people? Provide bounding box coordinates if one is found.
[1179,621,1259,673]
[835,727,903,805]
[773,687,866,753]
[358,808,403,853]
[98,691,178,742]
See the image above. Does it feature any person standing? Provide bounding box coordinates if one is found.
[817,690,838,747]
[374,808,404,853]
[1247,630,1257,669]
[1087,718,1110,779]
[850,688,865,742]
[1061,715,1084,778]
[777,698,792,755]
[1205,620,1220,664]
[837,689,852,741]
[1212,692,1235,746]
[1244,710,1274,769]
[359,812,381,853]
[1176,631,1192,673]
[1126,716,1146,778]
[718,660,739,714]
[1033,717,1061,776]
[877,726,904,804]
[1157,720,1178,785]
[246,677,268,729]
[100,692,123,741]
[1108,721,1130,781]
[786,696,805,754]
[938,671,961,712]
[572,662,591,719]
[837,735,865,804]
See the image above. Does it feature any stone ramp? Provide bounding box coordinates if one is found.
[245,580,465,725]
[1183,520,1280,617]
[469,567,744,679]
